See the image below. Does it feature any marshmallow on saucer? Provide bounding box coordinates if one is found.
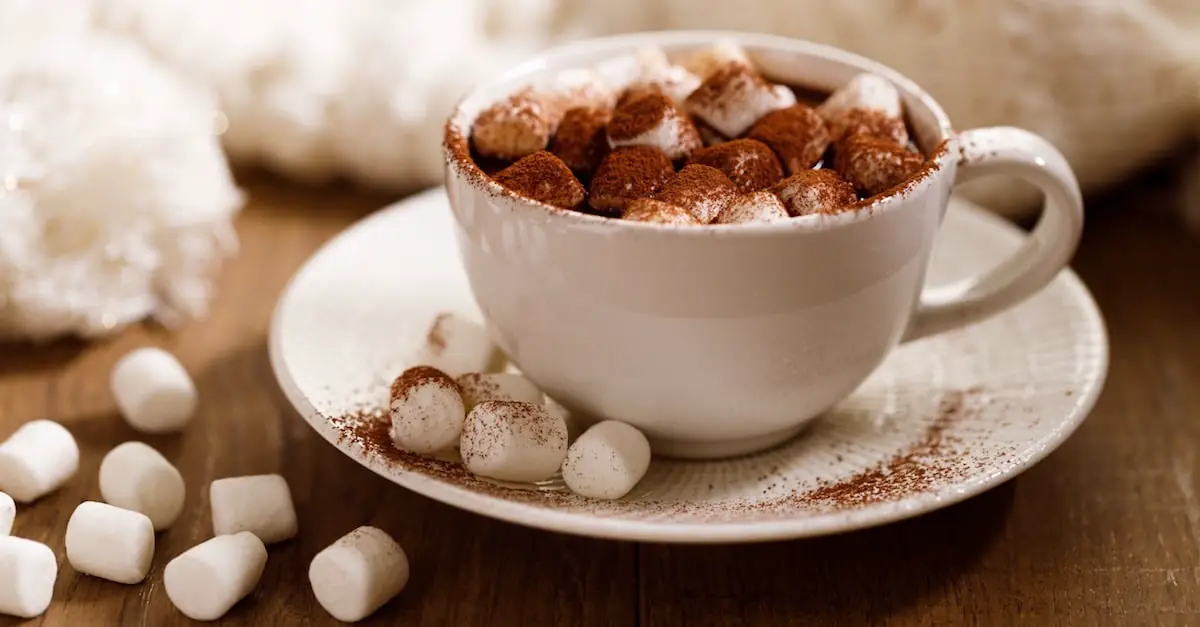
[0,536,56,618]
[460,401,568,483]
[772,170,859,216]
[684,45,795,138]
[99,441,186,531]
[607,89,702,160]
[561,420,652,500]
[415,313,499,378]
[715,191,790,224]
[309,526,409,623]
[0,420,79,503]
[65,501,155,584]
[455,373,544,410]
[164,532,267,621]
[111,347,198,434]
[390,366,466,454]
[210,474,298,544]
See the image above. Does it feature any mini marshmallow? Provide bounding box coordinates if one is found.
[817,72,903,121]
[65,501,155,584]
[0,420,79,503]
[460,401,568,483]
[390,366,466,454]
[309,526,409,622]
[607,89,702,160]
[623,199,702,226]
[493,151,587,210]
[833,136,926,197]
[164,532,267,621]
[561,420,652,500]
[595,46,701,104]
[0,493,12,536]
[471,90,559,161]
[773,170,860,216]
[99,441,186,531]
[111,347,198,434]
[210,474,298,544]
[685,64,796,138]
[456,373,544,410]
[715,191,790,224]
[549,107,612,175]
[589,146,676,214]
[654,164,737,223]
[689,139,785,194]
[542,68,615,112]
[0,536,56,618]
[747,105,832,174]
[680,39,753,80]
[416,313,499,378]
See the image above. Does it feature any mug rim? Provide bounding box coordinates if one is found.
[444,30,958,237]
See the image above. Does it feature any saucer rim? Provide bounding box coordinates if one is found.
[267,187,1109,544]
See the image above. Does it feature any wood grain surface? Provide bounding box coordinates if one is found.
[0,155,1197,625]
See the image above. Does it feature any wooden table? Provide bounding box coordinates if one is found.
[2,156,1198,626]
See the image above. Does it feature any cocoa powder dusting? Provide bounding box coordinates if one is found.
[685,64,768,124]
[772,169,859,216]
[390,366,460,405]
[470,91,554,160]
[493,151,586,209]
[607,90,672,141]
[622,198,702,226]
[747,104,832,175]
[834,135,926,197]
[550,106,611,176]
[654,164,737,223]
[827,107,909,146]
[588,146,676,212]
[689,139,784,194]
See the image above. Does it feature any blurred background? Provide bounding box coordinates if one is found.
[0,0,1198,341]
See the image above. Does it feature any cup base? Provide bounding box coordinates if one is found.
[649,423,812,460]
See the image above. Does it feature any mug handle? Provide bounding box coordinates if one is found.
[902,127,1085,342]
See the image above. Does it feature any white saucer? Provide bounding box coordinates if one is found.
[268,187,1108,543]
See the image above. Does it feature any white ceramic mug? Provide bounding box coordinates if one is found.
[443,31,1083,460]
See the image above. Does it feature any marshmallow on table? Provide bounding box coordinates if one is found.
[455,373,544,410]
[164,532,267,622]
[309,526,409,623]
[561,420,652,500]
[99,441,186,531]
[715,191,790,224]
[0,536,56,618]
[111,347,198,434]
[415,313,499,378]
[390,366,466,454]
[0,493,13,536]
[684,52,796,138]
[0,420,79,503]
[65,501,155,584]
[210,474,298,544]
[460,401,568,483]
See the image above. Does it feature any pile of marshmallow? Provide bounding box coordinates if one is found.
[389,313,652,499]
[0,348,406,622]
[470,40,925,225]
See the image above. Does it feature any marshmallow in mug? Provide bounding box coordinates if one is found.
[164,532,267,621]
[0,420,79,503]
[0,536,56,618]
[715,191,790,224]
[65,501,155,584]
[471,75,614,162]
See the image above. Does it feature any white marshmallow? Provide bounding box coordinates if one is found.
[685,68,797,138]
[309,526,409,623]
[595,47,701,104]
[817,73,903,120]
[561,421,652,500]
[210,474,298,544]
[715,191,790,224]
[680,39,753,80]
[0,420,79,503]
[415,313,498,378]
[65,501,155,584]
[0,536,56,618]
[164,532,267,622]
[390,367,466,454]
[110,347,198,434]
[543,68,615,111]
[99,441,186,531]
[460,401,568,483]
[608,101,702,160]
[0,493,13,536]
[455,373,544,411]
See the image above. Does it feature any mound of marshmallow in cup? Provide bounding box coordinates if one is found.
[0,312,650,622]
